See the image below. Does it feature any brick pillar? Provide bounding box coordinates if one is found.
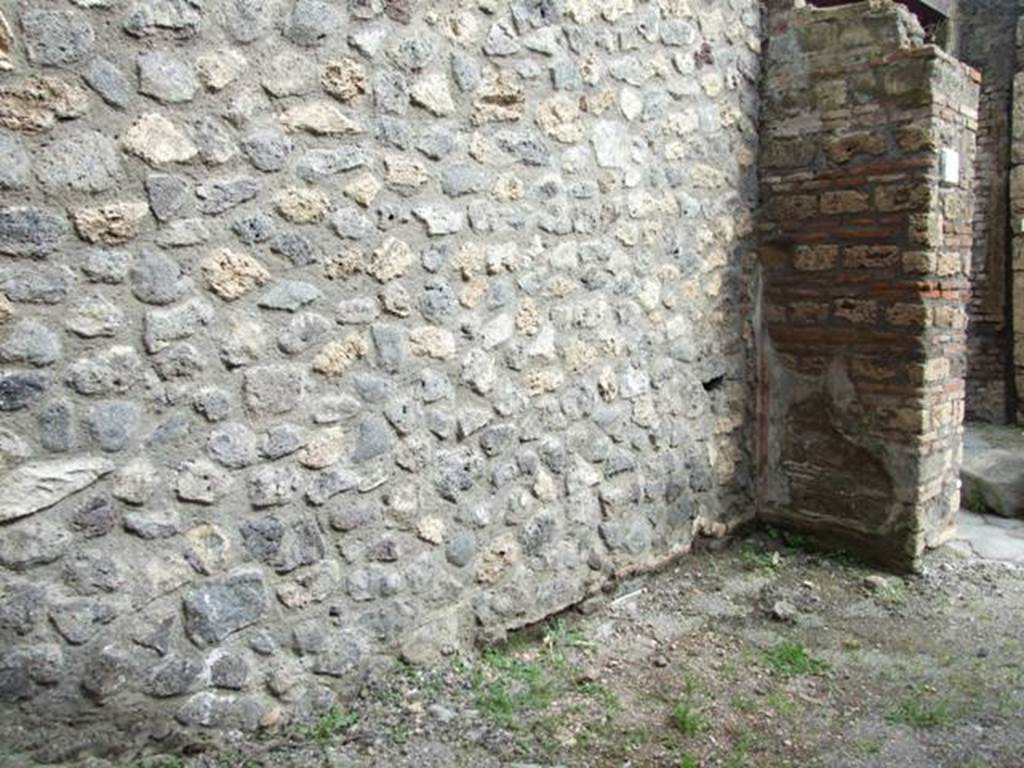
[757,2,979,571]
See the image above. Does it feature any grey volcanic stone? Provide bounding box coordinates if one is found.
[37,130,122,194]
[22,11,96,66]
[50,600,117,644]
[371,324,407,373]
[261,51,318,97]
[330,206,374,239]
[306,466,359,505]
[243,365,305,415]
[278,312,331,355]
[124,509,180,539]
[197,178,260,214]
[83,250,132,284]
[0,584,47,636]
[242,129,292,172]
[441,165,489,197]
[221,0,278,43]
[38,399,75,452]
[208,422,259,468]
[239,516,323,573]
[435,447,483,501]
[337,297,380,325]
[145,174,192,222]
[84,58,133,108]
[183,572,267,646]
[138,50,199,103]
[270,233,319,266]
[257,281,321,312]
[296,146,368,181]
[131,251,191,305]
[445,529,476,567]
[0,320,61,367]
[193,116,238,165]
[124,0,202,38]
[496,129,551,166]
[0,521,72,570]
[233,212,276,244]
[247,465,302,507]
[0,644,62,703]
[0,207,66,258]
[210,653,249,689]
[352,414,394,463]
[177,459,232,505]
[81,645,132,702]
[1,265,74,304]
[70,496,118,538]
[284,0,339,46]
[0,135,31,191]
[0,372,48,411]
[86,400,142,452]
[193,387,232,422]
[145,654,203,697]
[175,691,263,729]
[259,423,304,459]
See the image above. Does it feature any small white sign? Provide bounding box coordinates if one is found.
[940,147,960,185]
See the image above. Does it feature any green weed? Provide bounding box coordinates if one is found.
[305,706,359,745]
[473,647,556,727]
[671,700,705,737]
[739,544,781,572]
[762,641,829,677]
[887,696,953,729]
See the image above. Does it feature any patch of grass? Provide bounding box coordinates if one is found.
[678,753,700,768]
[543,618,591,653]
[732,694,756,713]
[305,706,359,745]
[681,670,702,697]
[391,720,409,745]
[762,641,829,677]
[131,758,185,768]
[621,723,650,749]
[768,526,811,553]
[856,737,884,755]
[577,680,623,712]
[886,696,954,729]
[874,580,907,607]
[671,700,705,737]
[764,691,798,718]
[473,646,557,727]
[726,729,756,768]
[739,543,781,572]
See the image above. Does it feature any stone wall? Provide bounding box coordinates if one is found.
[0,0,761,759]
[758,1,978,570]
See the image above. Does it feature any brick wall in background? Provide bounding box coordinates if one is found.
[1012,0,1024,417]
[957,0,1018,423]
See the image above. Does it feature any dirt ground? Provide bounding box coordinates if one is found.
[47,530,1024,768]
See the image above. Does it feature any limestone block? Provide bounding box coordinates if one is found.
[0,456,114,523]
